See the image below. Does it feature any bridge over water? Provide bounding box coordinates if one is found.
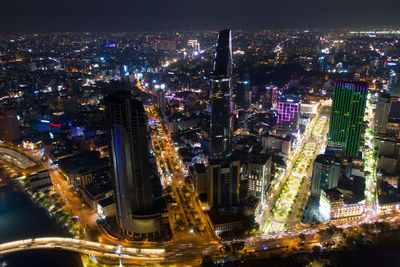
[0,237,165,264]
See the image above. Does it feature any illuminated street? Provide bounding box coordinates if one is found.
[0,85,394,266]
[363,92,378,216]
[145,105,217,244]
[258,104,330,233]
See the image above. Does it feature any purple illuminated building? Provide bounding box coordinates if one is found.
[276,95,300,134]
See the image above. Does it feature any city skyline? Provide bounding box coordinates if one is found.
[0,25,400,266]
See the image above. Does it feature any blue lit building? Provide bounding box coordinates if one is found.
[104,91,160,237]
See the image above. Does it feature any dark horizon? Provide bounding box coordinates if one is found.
[1,0,399,33]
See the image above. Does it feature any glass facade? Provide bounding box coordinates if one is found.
[210,29,233,160]
[105,91,159,235]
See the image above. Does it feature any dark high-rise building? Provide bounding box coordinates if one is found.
[210,29,233,160]
[0,109,21,143]
[375,92,391,134]
[328,81,368,157]
[386,97,400,137]
[104,91,160,237]
[157,89,166,115]
[235,74,251,110]
[208,159,240,211]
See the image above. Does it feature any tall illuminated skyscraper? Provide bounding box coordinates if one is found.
[210,29,233,160]
[104,91,160,237]
[328,81,368,157]
[208,30,240,212]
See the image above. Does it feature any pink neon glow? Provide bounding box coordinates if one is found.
[276,102,299,123]
[165,94,183,101]
[271,87,274,103]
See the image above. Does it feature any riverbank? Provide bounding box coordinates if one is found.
[13,178,79,237]
[0,183,83,267]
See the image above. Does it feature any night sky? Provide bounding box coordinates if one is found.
[1,0,399,33]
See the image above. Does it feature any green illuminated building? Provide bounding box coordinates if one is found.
[328,81,368,157]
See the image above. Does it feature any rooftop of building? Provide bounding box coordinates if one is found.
[261,133,292,140]
[324,188,343,201]
[325,187,363,205]
[85,181,113,200]
[103,90,132,103]
[29,175,51,183]
[98,196,115,207]
[277,94,301,103]
[380,92,392,99]
[242,195,261,208]
[192,163,207,173]
[208,156,240,166]
[315,153,341,164]
[34,183,53,191]
[208,209,246,225]
[29,169,50,176]
[334,81,369,88]
[49,148,73,160]
[58,151,109,175]
[248,152,272,165]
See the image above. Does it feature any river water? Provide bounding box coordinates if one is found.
[0,183,83,267]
